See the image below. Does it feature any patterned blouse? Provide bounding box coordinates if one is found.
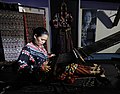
[17,42,48,72]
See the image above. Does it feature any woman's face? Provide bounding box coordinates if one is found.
[84,11,92,24]
[34,34,48,46]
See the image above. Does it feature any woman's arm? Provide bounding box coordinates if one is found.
[17,46,32,72]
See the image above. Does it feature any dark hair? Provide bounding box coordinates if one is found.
[32,27,49,42]
[33,27,49,37]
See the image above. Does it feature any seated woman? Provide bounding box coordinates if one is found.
[17,27,55,83]
[16,27,109,86]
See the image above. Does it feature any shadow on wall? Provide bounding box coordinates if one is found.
[116,48,120,53]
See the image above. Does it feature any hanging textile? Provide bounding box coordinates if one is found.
[51,2,73,54]
[0,10,25,61]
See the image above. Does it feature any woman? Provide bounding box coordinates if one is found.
[81,10,96,46]
[17,27,55,83]
[17,27,109,85]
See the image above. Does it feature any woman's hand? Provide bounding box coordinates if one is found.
[48,53,56,58]
[41,61,51,72]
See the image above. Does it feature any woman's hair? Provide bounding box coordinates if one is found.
[33,27,49,37]
[32,27,49,42]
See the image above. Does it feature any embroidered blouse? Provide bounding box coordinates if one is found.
[17,42,48,72]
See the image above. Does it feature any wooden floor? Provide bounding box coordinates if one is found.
[1,60,120,94]
[1,83,120,94]
[1,75,120,94]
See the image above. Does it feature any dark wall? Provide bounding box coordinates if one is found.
[81,1,120,10]
[1,0,49,7]
[82,0,120,3]
[3,0,120,10]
